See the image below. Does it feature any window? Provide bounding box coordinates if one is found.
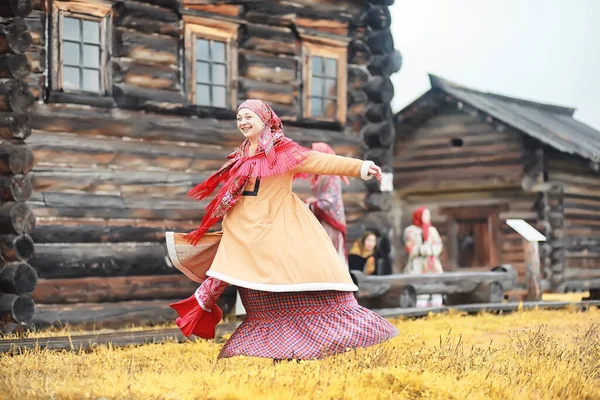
[194,38,227,107]
[302,39,347,123]
[61,17,102,92]
[51,1,111,95]
[184,16,239,108]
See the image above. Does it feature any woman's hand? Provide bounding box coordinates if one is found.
[305,196,317,204]
[368,163,383,181]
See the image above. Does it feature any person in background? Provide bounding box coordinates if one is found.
[403,206,444,306]
[348,231,378,275]
[305,142,350,266]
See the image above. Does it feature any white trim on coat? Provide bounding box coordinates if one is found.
[206,270,359,292]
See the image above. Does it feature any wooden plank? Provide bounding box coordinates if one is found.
[33,275,198,304]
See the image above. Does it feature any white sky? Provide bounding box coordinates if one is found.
[389,0,600,131]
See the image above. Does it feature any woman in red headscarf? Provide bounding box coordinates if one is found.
[166,99,398,360]
[305,142,350,266]
[402,206,444,274]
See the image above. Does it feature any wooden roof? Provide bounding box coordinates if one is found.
[395,74,600,163]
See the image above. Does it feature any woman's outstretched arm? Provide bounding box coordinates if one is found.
[293,151,381,180]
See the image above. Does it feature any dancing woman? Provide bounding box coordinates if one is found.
[167,99,398,360]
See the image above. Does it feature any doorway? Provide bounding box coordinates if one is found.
[441,205,507,270]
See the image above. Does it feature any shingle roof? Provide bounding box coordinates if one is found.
[396,74,600,163]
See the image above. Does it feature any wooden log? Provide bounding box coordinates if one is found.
[238,78,297,108]
[0,234,34,262]
[28,103,361,152]
[0,140,34,175]
[363,147,392,168]
[239,53,297,84]
[0,112,30,139]
[33,275,198,304]
[524,240,542,301]
[30,224,171,244]
[369,0,395,5]
[0,0,33,18]
[0,202,35,235]
[0,18,32,54]
[0,261,37,294]
[240,24,296,56]
[0,173,33,202]
[24,46,44,73]
[365,103,393,123]
[112,59,180,91]
[113,28,178,66]
[348,66,369,90]
[139,0,179,10]
[365,76,394,103]
[113,83,185,111]
[366,29,394,55]
[0,293,34,324]
[361,121,394,148]
[347,89,369,107]
[368,50,402,77]
[365,192,392,212]
[0,54,31,79]
[24,11,44,46]
[0,79,33,112]
[113,1,180,38]
[348,40,371,65]
[364,6,392,30]
[29,242,173,279]
[31,299,177,330]
[28,133,228,172]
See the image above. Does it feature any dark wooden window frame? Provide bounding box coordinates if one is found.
[440,204,508,270]
[183,15,239,109]
[301,36,348,124]
[49,0,113,105]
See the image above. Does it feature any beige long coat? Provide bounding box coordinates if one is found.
[167,151,372,292]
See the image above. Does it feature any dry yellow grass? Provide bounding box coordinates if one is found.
[0,307,598,400]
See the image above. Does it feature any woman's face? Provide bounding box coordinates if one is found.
[236,108,265,140]
[422,209,431,224]
[363,234,377,251]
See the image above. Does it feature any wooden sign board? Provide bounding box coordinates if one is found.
[506,219,544,300]
[506,219,546,242]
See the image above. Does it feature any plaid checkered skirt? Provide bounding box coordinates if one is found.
[218,288,399,360]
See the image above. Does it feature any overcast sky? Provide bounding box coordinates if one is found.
[389,0,600,131]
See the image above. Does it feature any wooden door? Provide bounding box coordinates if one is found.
[442,206,505,270]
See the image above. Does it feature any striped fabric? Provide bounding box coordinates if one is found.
[218,288,399,360]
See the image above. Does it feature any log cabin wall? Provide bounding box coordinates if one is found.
[546,149,600,291]
[0,0,39,334]
[393,98,537,283]
[14,0,400,325]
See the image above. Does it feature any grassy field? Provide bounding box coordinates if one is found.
[0,306,598,400]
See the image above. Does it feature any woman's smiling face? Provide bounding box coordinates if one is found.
[236,108,265,140]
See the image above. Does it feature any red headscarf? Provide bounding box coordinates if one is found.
[185,100,310,245]
[412,206,431,241]
[412,206,435,272]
